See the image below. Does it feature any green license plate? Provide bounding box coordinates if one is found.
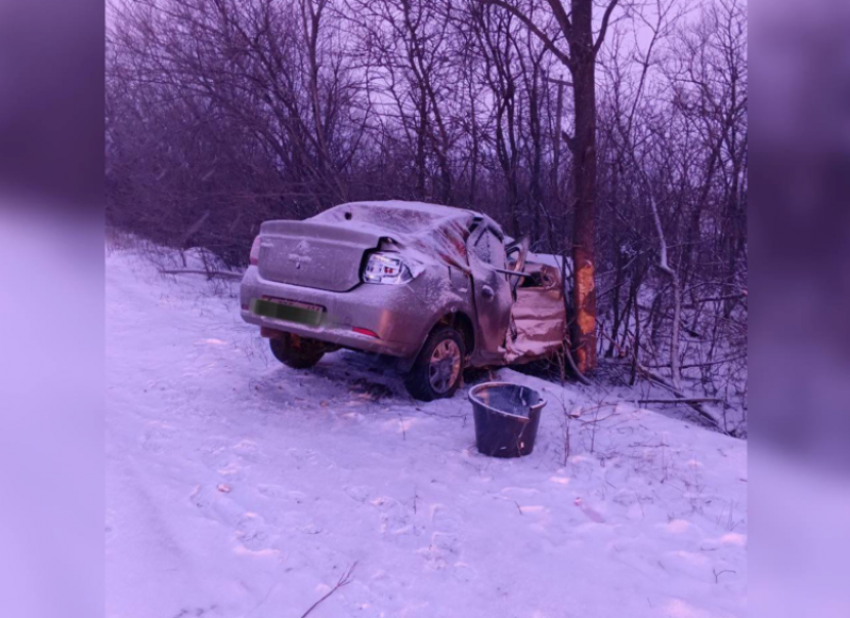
[250,298,324,327]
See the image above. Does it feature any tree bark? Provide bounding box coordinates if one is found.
[568,0,598,373]
[477,0,617,373]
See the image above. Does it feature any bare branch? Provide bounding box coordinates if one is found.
[474,0,571,66]
[593,0,620,54]
[299,561,359,618]
[158,269,242,280]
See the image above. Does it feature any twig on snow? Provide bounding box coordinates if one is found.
[713,568,736,583]
[158,268,242,280]
[396,409,406,441]
[630,398,722,405]
[597,330,724,431]
[299,561,358,618]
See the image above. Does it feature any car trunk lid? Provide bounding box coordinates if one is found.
[257,220,382,292]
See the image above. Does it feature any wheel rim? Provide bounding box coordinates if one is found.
[428,339,461,394]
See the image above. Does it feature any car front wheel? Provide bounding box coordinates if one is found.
[269,333,325,369]
[404,326,465,401]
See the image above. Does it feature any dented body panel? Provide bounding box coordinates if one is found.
[504,262,568,364]
[257,220,383,292]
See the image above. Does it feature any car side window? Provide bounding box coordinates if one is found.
[471,229,491,263]
[472,229,506,269]
[489,232,507,269]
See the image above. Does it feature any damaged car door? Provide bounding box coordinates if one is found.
[467,223,514,364]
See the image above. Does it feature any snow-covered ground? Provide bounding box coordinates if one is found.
[106,244,747,618]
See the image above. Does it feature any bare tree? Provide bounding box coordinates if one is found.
[475,0,623,374]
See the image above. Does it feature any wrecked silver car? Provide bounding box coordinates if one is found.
[240,201,567,400]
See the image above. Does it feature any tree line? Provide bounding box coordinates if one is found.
[106,0,747,430]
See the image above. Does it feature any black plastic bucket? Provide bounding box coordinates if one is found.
[469,382,546,458]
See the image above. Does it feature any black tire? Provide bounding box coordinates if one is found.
[404,326,466,401]
[269,333,325,369]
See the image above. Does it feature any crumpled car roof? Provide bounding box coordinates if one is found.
[310,200,498,273]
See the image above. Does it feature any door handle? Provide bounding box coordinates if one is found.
[481,285,495,300]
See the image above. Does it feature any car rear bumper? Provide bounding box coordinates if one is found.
[239,266,426,358]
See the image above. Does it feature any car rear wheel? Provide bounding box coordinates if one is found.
[269,333,325,369]
[404,326,465,401]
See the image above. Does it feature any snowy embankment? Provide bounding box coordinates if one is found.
[106,245,747,618]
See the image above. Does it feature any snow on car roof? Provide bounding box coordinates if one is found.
[310,200,491,273]
[348,199,472,217]
[310,200,478,234]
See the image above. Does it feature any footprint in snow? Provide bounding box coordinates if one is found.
[371,496,414,536]
[139,422,173,453]
[429,504,463,534]
[575,497,606,523]
[417,531,461,570]
[189,485,243,526]
[451,562,477,583]
[235,512,272,551]
[231,439,261,459]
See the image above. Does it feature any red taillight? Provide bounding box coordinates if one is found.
[249,236,261,266]
[352,327,379,338]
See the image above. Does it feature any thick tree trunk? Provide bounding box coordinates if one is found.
[568,0,598,373]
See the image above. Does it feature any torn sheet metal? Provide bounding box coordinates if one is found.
[504,262,567,364]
